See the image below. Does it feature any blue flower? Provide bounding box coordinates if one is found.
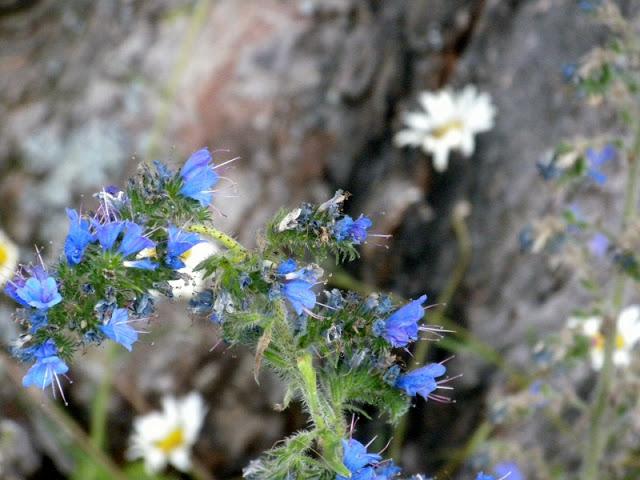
[588,233,609,258]
[374,462,402,479]
[586,145,615,185]
[395,363,446,400]
[165,225,203,269]
[494,462,524,480]
[64,208,94,265]
[476,474,495,480]
[282,280,316,316]
[277,259,319,315]
[118,222,155,258]
[336,438,382,480]
[22,340,69,390]
[94,220,124,251]
[99,308,138,351]
[179,148,219,206]
[30,310,49,333]
[334,215,372,244]
[381,295,427,347]
[15,275,62,310]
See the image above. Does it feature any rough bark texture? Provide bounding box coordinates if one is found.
[0,0,635,478]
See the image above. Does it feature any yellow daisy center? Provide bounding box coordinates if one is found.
[0,243,8,266]
[431,120,464,139]
[180,249,192,261]
[155,428,185,454]
[593,332,625,351]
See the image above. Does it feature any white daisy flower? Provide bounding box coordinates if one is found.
[127,392,206,474]
[0,229,18,287]
[394,85,496,172]
[168,241,219,299]
[569,305,640,370]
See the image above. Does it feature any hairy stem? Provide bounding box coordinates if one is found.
[581,128,640,480]
[188,224,248,260]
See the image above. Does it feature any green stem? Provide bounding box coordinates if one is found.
[2,353,129,480]
[90,343,117,451]
[188,224,248,260]
[581,128,640,480]
[390,203,472,459]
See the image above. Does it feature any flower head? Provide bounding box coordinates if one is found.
[165,226,203,270]
[588,233,609,258]
[277,259,319,315]
[381,295,427,347]
[494,462,524,480]
[64,208,94,265]
[127,392,206,474]
[22,340,69,393]
[394,85,495,172]
[586,145,615,185]
[395,362,448,401]
[570,305,640,369]
[334,215,372,244]
[179,148,219,206]
[0,229,18,287]
[336,438,382,480]
[15,274,62,310]
[100,308,138,351]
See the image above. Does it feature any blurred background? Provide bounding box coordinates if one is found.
[0,0,637,479]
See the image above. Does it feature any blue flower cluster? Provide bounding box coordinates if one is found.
[536,144,615,185]
[337,438,401,480]
[5,148,219,392]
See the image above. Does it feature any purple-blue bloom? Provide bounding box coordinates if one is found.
[22,340,69,390]
[395,363,446,400]
[64,208,94,265]
[588,233,609,258]
[278,259,319,315]
[165,225,203,269]
[476,474,495,480]
[586,145,615,185]
[30,311,49,333]
[118,222,155,258]
[495,462,524,480]
[282,280,316,316]
[100,308,138,351]
[381,295,427,347]
[15,275,62,310]
[336,438,382,480]
[179,148,219,206]
[94,220,124,251]
[334,215,372,244]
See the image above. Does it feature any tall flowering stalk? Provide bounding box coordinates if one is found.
[4,145,462,477]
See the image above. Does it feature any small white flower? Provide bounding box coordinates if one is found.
[169,241,219,299]
[127,392,206,474]
[394,85,496,172]
[569,305,640,370]
[0,229,18,287]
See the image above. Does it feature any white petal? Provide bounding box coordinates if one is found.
[145,448,168,474]
[394,129,424,148]
[179,392,206,443]
[581,317,603,336]
[618,305,640,345]
[169,448,192,472]
[590,350,604,370]
[430,146,450,172]
[613,349,631,366]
